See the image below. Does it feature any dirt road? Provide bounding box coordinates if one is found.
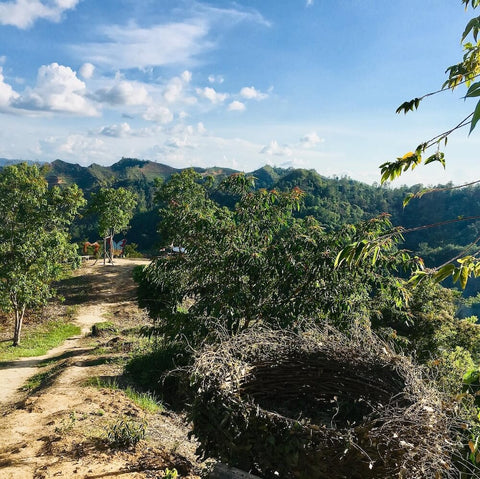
[0,259,201,479]
[0,304,103,405]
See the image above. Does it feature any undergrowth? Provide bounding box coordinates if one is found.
[84,376,163,413]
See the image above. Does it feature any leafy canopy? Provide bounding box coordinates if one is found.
[90,187,137,238]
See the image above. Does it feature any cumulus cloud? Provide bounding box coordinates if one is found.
[163,71,195,104]
[260,140,292,157]
[143,105,174,124]
[41,134,106,163]
[0,0,80,29]
[79,62,95,79]
[300,131,324,148]
[228,100,246,111]
[165,136,193,149]
[197,122,207,134]
[181,70,192,83]
[196,86,228,104]
[94,80,150,106]
[13,63,98,116]
[98,122,132,138]
[208,74,224,84]
[240,86,268,100]
[0,67,19,107]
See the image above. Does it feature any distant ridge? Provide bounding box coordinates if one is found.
[0,158,43,167]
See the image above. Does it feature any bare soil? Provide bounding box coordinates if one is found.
[0,259,204,479]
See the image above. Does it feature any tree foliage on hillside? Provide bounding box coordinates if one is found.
[0,163,85,346]
[138,170,423,346]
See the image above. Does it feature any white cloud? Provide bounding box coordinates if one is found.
[181,70,192,83]
[208,74,224,84]
[300,131,324,148]
[197,122,207,134]
[196,86,228,104]
[0,0,80,29]
[306,0,314,6]
[40,134,107,164]
[13,63,98,116]
[98,122,132,138]
[228,100,246,111]
[0,67,19,107]
[76,22,213,70]
[163,71,195,104]
[240,86,268,100]
[143,105,174,124]
[260,140,292,157]
[94,80,150,106]
[79,62,95,79]
[74,5,269,70]
[165,136,194,149]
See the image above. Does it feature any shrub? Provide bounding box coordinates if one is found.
[105,417,146,449]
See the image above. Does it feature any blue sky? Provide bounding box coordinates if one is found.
[0,0,478,185]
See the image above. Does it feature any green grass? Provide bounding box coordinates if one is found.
[84,376,163,413]
[22,361,66,393]
[0,320,81,361]
[124,386,163,413]
[91,321,118,337]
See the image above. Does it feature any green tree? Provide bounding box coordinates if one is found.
[0,163,85,346]
[90,187,137,264]
[138,169,413,346]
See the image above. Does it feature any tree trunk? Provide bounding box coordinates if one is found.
[103,236,107,265]
[109,230,114,265]
[12,305,25,347]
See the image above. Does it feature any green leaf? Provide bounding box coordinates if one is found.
[433,264,455,283]
[462,16,480,41]
[465,81,480,98]
[460,266,470,289]
[395,98,421,115]
[469,99,480,134]
[424,152,446,168]
[402,193,415,208]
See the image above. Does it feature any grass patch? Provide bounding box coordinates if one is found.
[22,361,66,393]
[0,320,81,361]
[84,376,163,413]
[124,386,163,413]
[91,321,118,337]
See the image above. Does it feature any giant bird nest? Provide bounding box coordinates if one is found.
[189,328,464,478]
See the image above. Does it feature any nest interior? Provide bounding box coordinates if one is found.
[240,354,408,428]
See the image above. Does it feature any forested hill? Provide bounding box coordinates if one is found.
[14,158,480,287]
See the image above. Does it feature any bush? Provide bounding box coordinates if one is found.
[125,341,192,407]
[105,417,146,449]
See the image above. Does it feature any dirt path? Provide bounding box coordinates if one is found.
[0,304,103,405]
[0,259,202,479]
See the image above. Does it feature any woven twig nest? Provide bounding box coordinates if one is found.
[190,328,460,478]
